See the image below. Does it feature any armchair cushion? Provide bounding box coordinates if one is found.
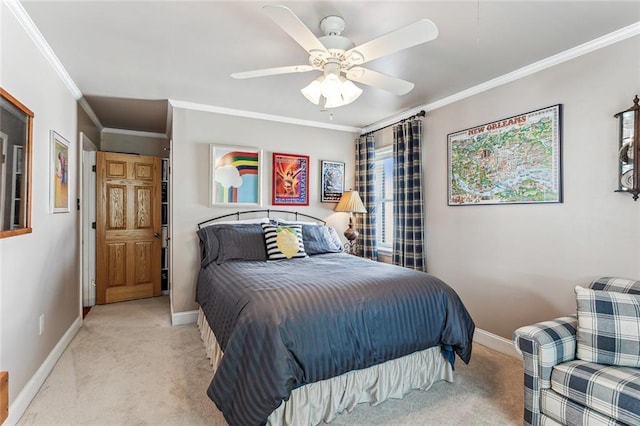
[550,360,640,425]
[575,286,640,367]
[540,388,624,426]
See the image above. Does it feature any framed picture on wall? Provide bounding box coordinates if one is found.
[210,144,263,207]
[320,160,345,202]
[447,104,562,205]
[50,131,70,213]
[272,152,309,206]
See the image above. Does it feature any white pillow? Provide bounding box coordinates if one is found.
[273,219,319,226]
[210,217,270,225]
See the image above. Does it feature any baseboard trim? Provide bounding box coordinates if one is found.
[171,310,198,326]
[6,316,82,425]
[473,328,520,359]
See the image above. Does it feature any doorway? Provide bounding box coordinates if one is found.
[95,151,162,304]
[80,133,97,308]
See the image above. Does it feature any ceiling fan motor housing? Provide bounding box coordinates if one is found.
[309,15,362,71]
[320,15,345,36]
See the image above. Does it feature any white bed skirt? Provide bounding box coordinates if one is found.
[197,308,454,425]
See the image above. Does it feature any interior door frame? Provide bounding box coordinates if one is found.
[0,131,8,226]
[78,132,97,314]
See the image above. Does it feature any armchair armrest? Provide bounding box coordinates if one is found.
[514,316,577,386]
[513,316,577,426]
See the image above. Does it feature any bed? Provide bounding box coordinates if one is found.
[195,210,475,426]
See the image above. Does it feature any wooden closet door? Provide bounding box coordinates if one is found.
[96,152,161,304]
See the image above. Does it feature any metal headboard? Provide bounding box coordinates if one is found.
[197,209,326,229]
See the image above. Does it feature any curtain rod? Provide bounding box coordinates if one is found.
[362,110,425,136]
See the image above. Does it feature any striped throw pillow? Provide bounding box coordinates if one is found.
[261,223,306,260]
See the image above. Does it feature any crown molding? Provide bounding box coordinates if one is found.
[102,127,168,139]
[78,97,103,131]
[10,0,638,136]
[169,99,362,133]
[425,21,640,112]
[360,106,426,135]
[5,0,82,100]
[362,21,640,134]
[8,0,103,131]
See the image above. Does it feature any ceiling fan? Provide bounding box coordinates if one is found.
[231,5,439,109]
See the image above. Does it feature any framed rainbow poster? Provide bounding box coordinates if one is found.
[210,145,263,207]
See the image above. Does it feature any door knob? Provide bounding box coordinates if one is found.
[154,232,160,238]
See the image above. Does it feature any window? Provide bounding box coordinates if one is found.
[375,146,393,252]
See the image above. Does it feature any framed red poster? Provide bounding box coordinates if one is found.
[272,152,309,206]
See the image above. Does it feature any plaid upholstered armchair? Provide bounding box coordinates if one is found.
[513,277,640,426]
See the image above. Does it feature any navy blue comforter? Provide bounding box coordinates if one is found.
[196,253,475,425]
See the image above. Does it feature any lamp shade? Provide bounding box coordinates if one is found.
[334,190,366,213]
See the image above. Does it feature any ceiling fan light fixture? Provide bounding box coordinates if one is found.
[302,73,362,109]
[320,73,342,99]
[301,79,322,105]
[323,94,344,109]
[340,78,363,104]
[323,76,362,108]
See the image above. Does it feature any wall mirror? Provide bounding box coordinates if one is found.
[0,88,33,238]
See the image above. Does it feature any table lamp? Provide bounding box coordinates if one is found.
[334,190,367,253]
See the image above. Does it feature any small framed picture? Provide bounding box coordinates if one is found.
[272,152,309,206]
[51,131,70,213]
[210,144,263,207]
[321,160,345,202]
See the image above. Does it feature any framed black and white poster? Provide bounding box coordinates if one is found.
[321,160,345,202]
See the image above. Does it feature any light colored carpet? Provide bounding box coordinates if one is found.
[18,296,524,425]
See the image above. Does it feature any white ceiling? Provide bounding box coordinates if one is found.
[19,1,640,132]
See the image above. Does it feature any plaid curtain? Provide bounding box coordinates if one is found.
[355,134,377,260]
[392,119,425,271]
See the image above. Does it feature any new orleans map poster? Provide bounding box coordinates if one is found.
[447,104,562,205]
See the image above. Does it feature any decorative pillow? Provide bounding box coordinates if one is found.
[273,219,320,227]
[214,224,267,264]
[575,285,640,367]
[261,223,306,260]
[327,226,345,252]
[302,225,343,255]
[196,225,220,267]
[590,277,640,294]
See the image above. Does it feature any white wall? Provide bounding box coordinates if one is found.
[425,35,640,339]
[169,36,640,339]
[0,2,80,421]
[170,108,356,314]
[101,130,169,157]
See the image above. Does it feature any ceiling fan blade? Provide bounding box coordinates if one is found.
[262,5,327,54]
[346,67,414,95]
[231,65,315,79]
[346,19,438,65]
